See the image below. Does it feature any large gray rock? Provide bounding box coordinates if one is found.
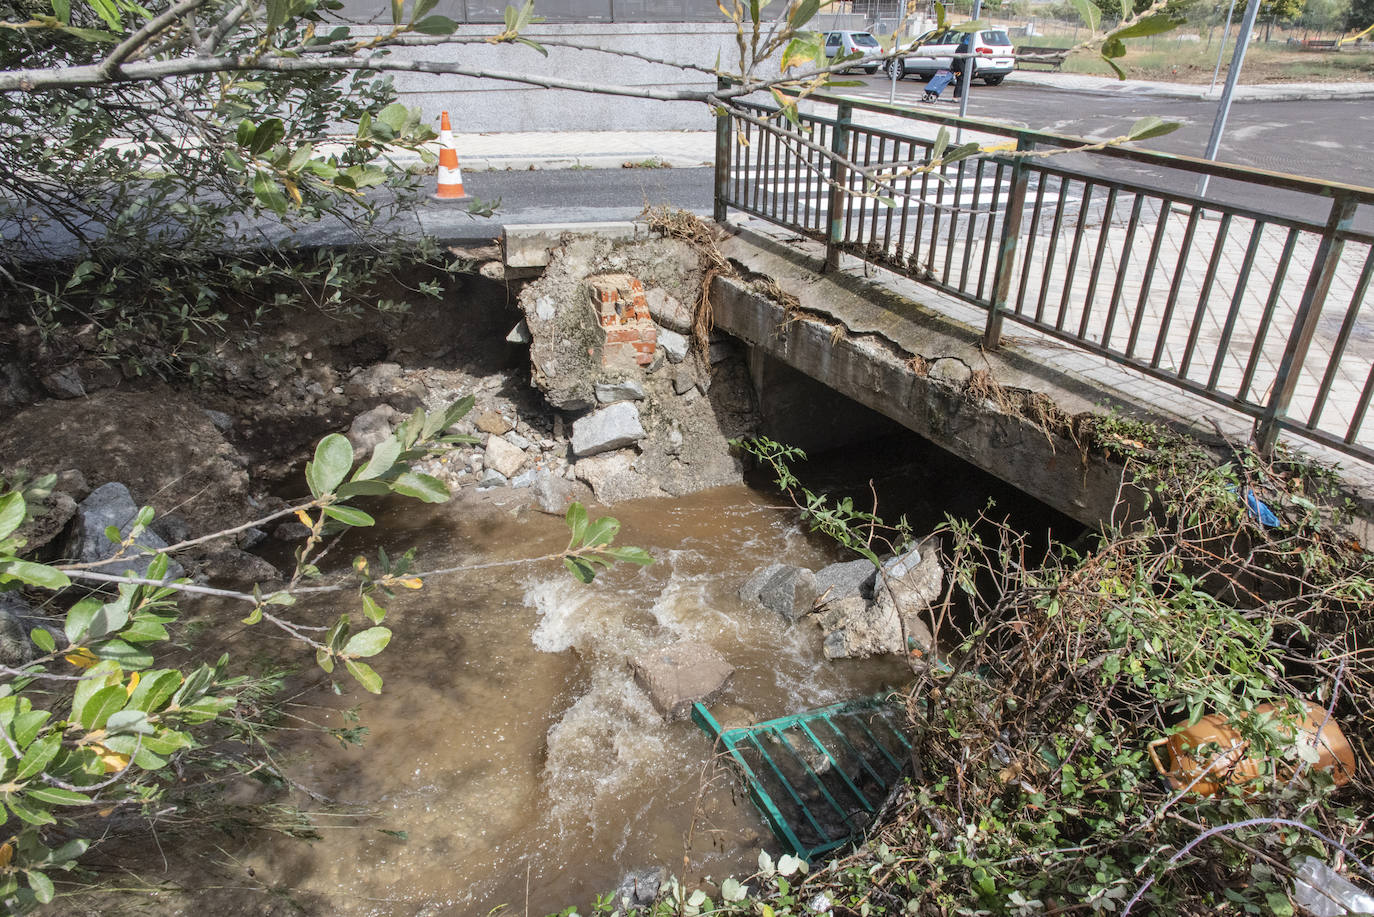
[531,470,576,515]
[69,483,184,581]
[347,404,400,456]
[484,434,528,479]
[817,595,904,659]
[818,539,942,661]
[739,563,818,622]
[613,867,665,913]
[657,327,690,364]
[632,641,735,721]
[574,451,663,503]
[872,541,943,614]
[0,595,46,666]
[595,379,646,404]
[814,558,878,605]
[571,402,646,458]
[343,362,402,399]
[645,287,692,333]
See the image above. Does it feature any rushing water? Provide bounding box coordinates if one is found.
[183,484,913,917]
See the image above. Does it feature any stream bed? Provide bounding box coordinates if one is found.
[201,483,913,916]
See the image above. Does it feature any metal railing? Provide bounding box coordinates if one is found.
[713,91,1374,463]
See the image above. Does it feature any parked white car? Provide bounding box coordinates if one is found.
[824,30,882,74]
[885,27,1015,85]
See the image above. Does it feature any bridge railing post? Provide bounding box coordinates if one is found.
[1255,192,1357,455]
[713,77,731,225]
[984,137,1034,351]
[825,101,854,272]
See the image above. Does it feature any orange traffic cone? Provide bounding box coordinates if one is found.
[434,111,467,201]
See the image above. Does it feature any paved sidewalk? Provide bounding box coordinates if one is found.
[1005,69,1374,102]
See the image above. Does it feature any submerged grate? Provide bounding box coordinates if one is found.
[692,695,912,861]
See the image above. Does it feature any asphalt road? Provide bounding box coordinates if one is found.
[461,82,1371,239]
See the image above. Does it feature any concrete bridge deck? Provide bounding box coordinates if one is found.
[504,218,1374,532]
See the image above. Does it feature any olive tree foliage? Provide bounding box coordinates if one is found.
[0,397,651,910]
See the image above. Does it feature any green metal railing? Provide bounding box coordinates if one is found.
[692,695,911,860]
[714,91,1374,463]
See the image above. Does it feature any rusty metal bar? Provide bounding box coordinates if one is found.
[1057,181,1096,332]
[1178,212,1233,378]
[1239,226,1300,404]
[1101,193,1144,350]
[1079,185,1119,340]
[1257,194,1359,453]
[825,101,853,271]
[985,138,1035,349]
[1207,221,1264,393]
[1307,245,1373,429]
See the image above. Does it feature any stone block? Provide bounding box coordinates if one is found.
[571,402,646,457]
[68,483,184,582]
[814,558,878,605]
[739,563,818,621]
[657,326,690,363]
[595,380,647,403]
[632,641,735,721]
[484,434,528,479]
[475,411,514,435]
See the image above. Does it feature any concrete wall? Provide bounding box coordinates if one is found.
[357,15,935,132]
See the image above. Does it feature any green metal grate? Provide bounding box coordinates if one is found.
[692,694,912,861]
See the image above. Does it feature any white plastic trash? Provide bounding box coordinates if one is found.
[1293,856,1374,916]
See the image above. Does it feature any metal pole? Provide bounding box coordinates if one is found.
[713,77,731,224]
[1209,0,1239,94]
[957,0,982,122]
[825,101,854,272]
[1197,0,1260,198]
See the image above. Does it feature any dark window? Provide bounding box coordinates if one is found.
[983,30,1012,45]
[851,33,880,46]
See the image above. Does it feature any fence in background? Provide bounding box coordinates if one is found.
[713,91,1374,461]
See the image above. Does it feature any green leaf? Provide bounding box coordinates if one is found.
[345,659,383,694]
[1102,55,1127,80]
[104,710,152,736]
[126,670,182,713]
[87,0,122,31]
[788,0,819,27]
[24,786,91,806]
[50,0,70,23]
[5,795,55,826]
[721,877,747,902]
[1102,36,1126,58]
[413,0,438,18]
[29,628,54,654]
[412,14,457,34]
[355,437,401,481]
[362,594,386,624]
[1069,0,1099,30]
[13,710,50,748]
[15,734,60,781]
[265,0,287,32]
[58,24,117,41]
[306,434,354,498]
[581,516,620,549]
[343,627,391,658]
[316,647,335,674]
[236,119,255,147]
[390,472,449,503]
[336,480,392,498]
[78,684,127,731]
[1128,116,1180,141]
[603,546,654,566]
[563,556,595,584]
[931,126,950,163]
[26,870,54,904]
[0,492,24,541]
[249,118,285,157]
[93,638,153,670]
[323,505,375,527]
[1110,14,1178,41]
[252,172,288,215]
[391,0,402,24]
[941,141,982,165]
[566,502,588,544]
[0,560,69,591]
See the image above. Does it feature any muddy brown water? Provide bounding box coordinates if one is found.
[174,484,913,917]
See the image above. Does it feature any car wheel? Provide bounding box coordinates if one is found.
[886,59,905,79]
[983,75,1004,86]
[865,64,879,74]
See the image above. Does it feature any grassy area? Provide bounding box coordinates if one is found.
[1030,29,1374,82]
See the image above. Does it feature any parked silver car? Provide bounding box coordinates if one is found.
[884,27,1015,85]
[824,30,882,74]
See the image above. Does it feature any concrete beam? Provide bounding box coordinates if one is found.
[504,221,651,274]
